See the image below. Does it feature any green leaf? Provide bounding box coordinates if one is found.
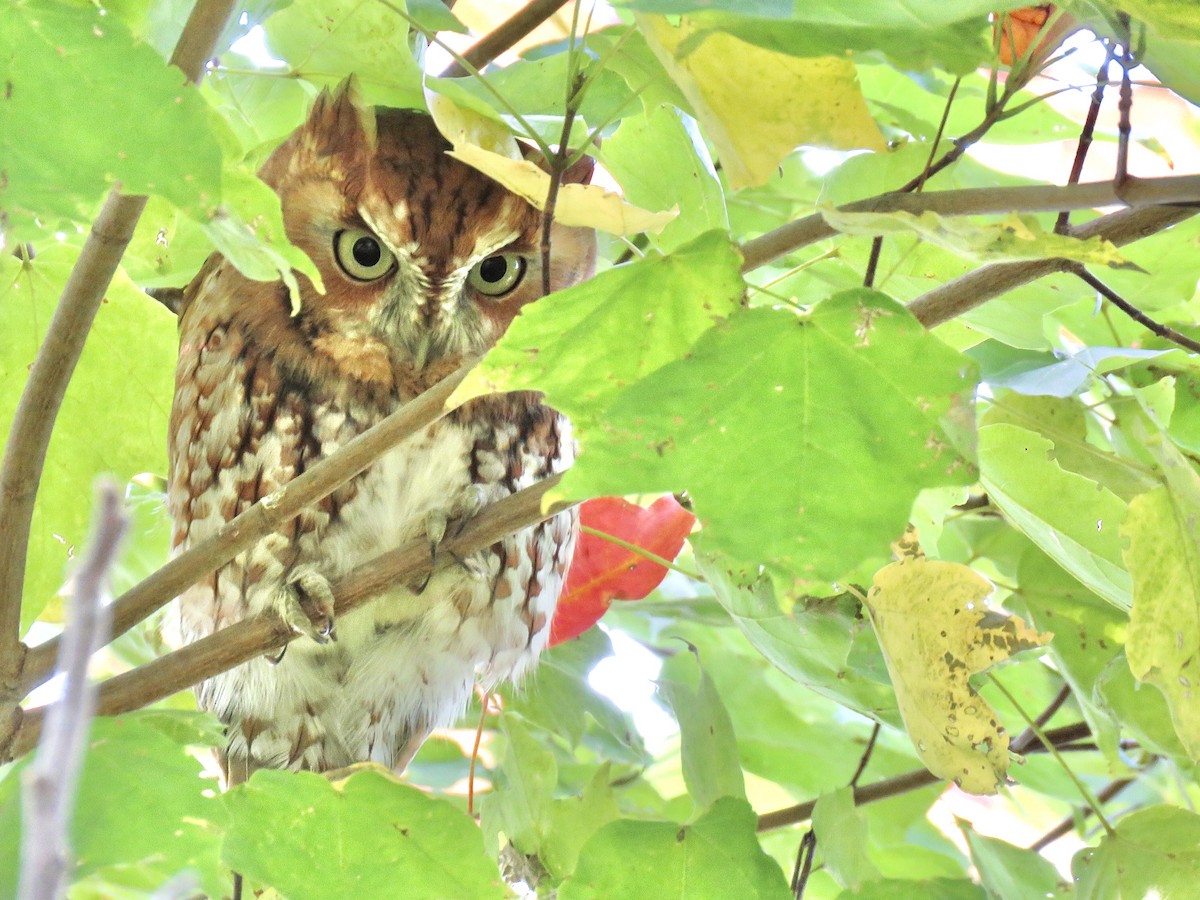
[569,291,976,583]
[835,877,987,899]
[543,765,621,880]
[1123,466,1200,759]
[978,422,1132,609]
[468,230,744,427]
[561,797,790,899]
[698,554,900,724]
[659,647,746,811]
[0,715,229,898]
[980,392,1156,502]
[0,244,177,628]
[222,768,504,899]
[503,628,646,763]
[813,787,881,889]
[1,0,223,236]
[261,0,424,108]
[1073,806,1200,900]
[601,103,728,252]
[479,714,557,858]
[962,821,1061,900]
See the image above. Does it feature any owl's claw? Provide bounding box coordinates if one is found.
[417,486,488,592]
[272,569,337,656]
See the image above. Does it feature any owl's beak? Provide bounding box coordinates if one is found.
[411,332,432,370]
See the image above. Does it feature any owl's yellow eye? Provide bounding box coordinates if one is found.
[467,254,526,297]
[333,229,395,281]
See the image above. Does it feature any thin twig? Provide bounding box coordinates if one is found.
[10,476,571,759]
[1011,684,1072,755]
[18,483,127,900]
[1056,47,1114,233]
[0,0,236,763]
[906,202,1198,328]
[1069,264,1200,353]
[849,723,881,788]
[439,0,572,78]
[19,361,474,698]
[790,829,816,900]
[1029,775,1137,851]
[738,175,1200,273]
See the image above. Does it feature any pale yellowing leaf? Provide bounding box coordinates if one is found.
[822,207,1133,268]
[1123,452,1200,760]
[426,90,520,157]
[446,143,678,235]
[639,15,886,189]
[865,558,1051,795]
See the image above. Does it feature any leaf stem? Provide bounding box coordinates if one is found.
[988,674,1115,836]
[579,524,701,581]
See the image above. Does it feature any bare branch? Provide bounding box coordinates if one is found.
[905,203,1198,328]
[439,0,571,78]
[1029,775,1138,851]
[0,0,236,762]
[10,476,570,760]
[19,483,127,900]
[20,361,474,698]
[739,175,1200,274]
[757,722,1094,832]
[1070,264,1200,354]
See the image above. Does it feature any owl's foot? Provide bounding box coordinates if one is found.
[418,486,488,591]
[268,569,337,662]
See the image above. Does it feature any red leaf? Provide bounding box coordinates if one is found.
[549,496,696,646]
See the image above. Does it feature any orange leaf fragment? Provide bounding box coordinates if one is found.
[995,5,1075,66]
[549,496,696,645]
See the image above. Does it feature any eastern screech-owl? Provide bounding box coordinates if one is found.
[167,80,596,782]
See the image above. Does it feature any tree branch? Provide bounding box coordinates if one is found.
[10,475,570,760]
[739,175,1200,274]
[0,0,236,765]
[439,0,571,78]
[906,203,1198,328]
[19,483,127,900]
[756,722,1094,832]
[19,361,474,698]
[1028,775,1137,851]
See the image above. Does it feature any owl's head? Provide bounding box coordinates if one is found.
[256,80,596,372]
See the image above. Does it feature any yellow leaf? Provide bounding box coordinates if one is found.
[445,144,677,236]
[1123,449,1200,760]
[865,558,1051,794]
[639,14,886,189]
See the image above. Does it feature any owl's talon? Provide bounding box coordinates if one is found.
[273,570,337,650]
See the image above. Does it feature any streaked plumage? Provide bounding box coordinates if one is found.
[167,81,595,780]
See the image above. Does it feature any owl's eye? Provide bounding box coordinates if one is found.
[467,254,526,297]
[333,229,395,281]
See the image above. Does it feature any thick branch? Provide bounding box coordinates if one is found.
[0,0,236,759]
[439,0,571,78]
[19,484,126,900]
[20,361,473,697]
[739,175,1200,274]
[10,476,570,760]
[906,203,1198,327]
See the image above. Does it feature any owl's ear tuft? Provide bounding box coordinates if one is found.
[518,143,596,185]
[303,76,377,160]
[560,153,595,186]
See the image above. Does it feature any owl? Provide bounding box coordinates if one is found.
[167,79,596,783]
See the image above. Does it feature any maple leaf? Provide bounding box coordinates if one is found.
[549,496,696,646]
